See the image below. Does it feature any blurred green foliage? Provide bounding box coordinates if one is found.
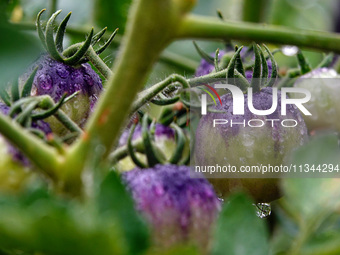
[0,171,149,255]
[0,23,41,87]
[93,0,132,34]
[211,194,269,255]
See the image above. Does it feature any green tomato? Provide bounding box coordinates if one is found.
[194,87,308,202]
[292,68,340,132]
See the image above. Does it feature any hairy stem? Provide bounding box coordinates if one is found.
[61,0,195,192]
[62,44,112,79]
[86,46,113,79]
[177,15,340,53]
[132,74,189,113]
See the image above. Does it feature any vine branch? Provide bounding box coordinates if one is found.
[177,15,340,53]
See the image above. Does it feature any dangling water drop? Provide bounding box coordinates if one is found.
[255,203,271,218]
[281,46,298,56]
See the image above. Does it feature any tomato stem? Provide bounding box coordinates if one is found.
[177,15,340,53]
[60,0,195,193]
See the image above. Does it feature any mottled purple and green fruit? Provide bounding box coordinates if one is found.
[123,164,220,253]
[20,54,103,134]
[292,68,340,133]
[194,87,308,202]
[0,102,51,192]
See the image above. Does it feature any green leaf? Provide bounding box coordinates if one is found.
[97,171,150,255]
[148,245,200,255]
[93,0,132,34]
[282,134,340,221]
[300,232,340,255]
[211,193,269,255]
[0,190,126,255]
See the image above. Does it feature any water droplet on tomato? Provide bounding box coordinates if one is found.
[84,74,94,86]
[56,64,70,79]
[74,83,82,91]
[37,74,52,90]
[242,134,254,146]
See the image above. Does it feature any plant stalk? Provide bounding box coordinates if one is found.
[177,15,340,53]
[61,0,195,191]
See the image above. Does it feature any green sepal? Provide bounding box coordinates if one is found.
[0,87,11,106]
[127,123,147,168]
[287,68,301,78]
[214,48,220,72]
[250,44,261,92]
[158,106,187,126]
[15,101,39,127]
[36,9,47,50]
[263,44,278,87]
[28,127,46,139]
[141,115,164,167]
[159,112,176,126]
[55,11,72,52]
[297,50,312,74]
[32,93,68,120]
[64,28,94,65]
[11,79,20,103]
[193,41,214,64]
[316,53,334,69]
[21,66,38,98]
[9,97,34,117]
[226,46,244,82]
[45,10,64,62]
[235,70,250,91]
[219,53,233,70]
[91,27,108,46]
[235,45,245,76]
[168,123,186,164]
[257,44,268,86]
[95,28,119,55]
